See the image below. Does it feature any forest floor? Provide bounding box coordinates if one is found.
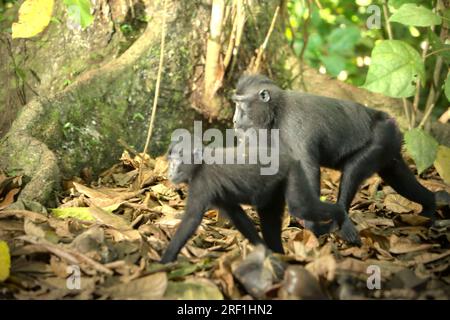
[0,151,449,300]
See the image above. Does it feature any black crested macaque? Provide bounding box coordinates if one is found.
[232,74,446,241]
[160,138,348,263]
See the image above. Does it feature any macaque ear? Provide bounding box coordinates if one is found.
[193,147,203,163]
[259,89,271,102]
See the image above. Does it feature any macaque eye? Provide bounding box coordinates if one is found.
[259,89,271,102]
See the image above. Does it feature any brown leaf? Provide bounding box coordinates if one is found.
[293,229,320,249]
[213,253,239,298]
[153,156,169,176]
[364,218,395,227]
[400,214,430,226]
[23,218,59,243]
[339,245,372,260]
[0,188,20,210]
[100,272,167,299]
[88,205,131,231]
[305,255,336,281]
[389,234,438,254]
[49,256,70,278]
[384,194,421,213]
[407,250,450,266]
[74,182,142,202]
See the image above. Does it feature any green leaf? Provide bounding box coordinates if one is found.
[404,128,439,174]
[362,40,424,98]
[328,26,361,55]
[428,31,450,64]
[168,262,199,279]
[434,145,450,184]
[389,0,425,9]
[390,4,441,27]
[51,203,121,221]
[320,54,346,77]
[445,73,450,101]
[63,0,93,29]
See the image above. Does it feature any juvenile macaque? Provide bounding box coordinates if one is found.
[161,139,348,263]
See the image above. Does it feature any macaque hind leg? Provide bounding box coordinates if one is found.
[378,156,436,222]
[218,204,265,247]
[161,199,206,263]
[337,119,400,210]
[285,164,361,244]
[298,158,330,236]
[257,195,285,254]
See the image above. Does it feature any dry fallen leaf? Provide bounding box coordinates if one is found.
[389,234,438,254]
[100,272,167,299]
[305,254,336,281]
[164,278,223,300]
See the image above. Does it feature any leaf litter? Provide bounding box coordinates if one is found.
[0,154,449,300]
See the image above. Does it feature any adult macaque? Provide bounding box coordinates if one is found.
[160,138,349,263]
[232,74,446,238]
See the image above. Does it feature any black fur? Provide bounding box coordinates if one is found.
[232,74,440,239]
[160,143,347,263]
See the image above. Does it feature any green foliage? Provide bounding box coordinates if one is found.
[286,0,372,85]
[328,26,361,55]
[120,23,133,34]
[445,73,450,101]
[389,4,442,27]
[404,128,439,175]
[428,31,450,64]
[286,0,449,114]
[320,54,346,76]
[434,146,450,184]
[363,40,424,98]
[63,0,93,29]
[389,0,427,9]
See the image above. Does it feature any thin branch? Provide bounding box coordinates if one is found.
[20,236,113,275]
[424,47,450,58]
[411,40,430,127]
[314,0,323,9]
[142,0,168,156]
[298,0,313,90]
[382,1,393,40]
[251,6,280,73]
[418,103,436,128]
[422,24,448,130]
[402,99,412,130]
[383,1,414,128]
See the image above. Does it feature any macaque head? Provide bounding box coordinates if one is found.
[231,74,281,131]
[166,138,203,184]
